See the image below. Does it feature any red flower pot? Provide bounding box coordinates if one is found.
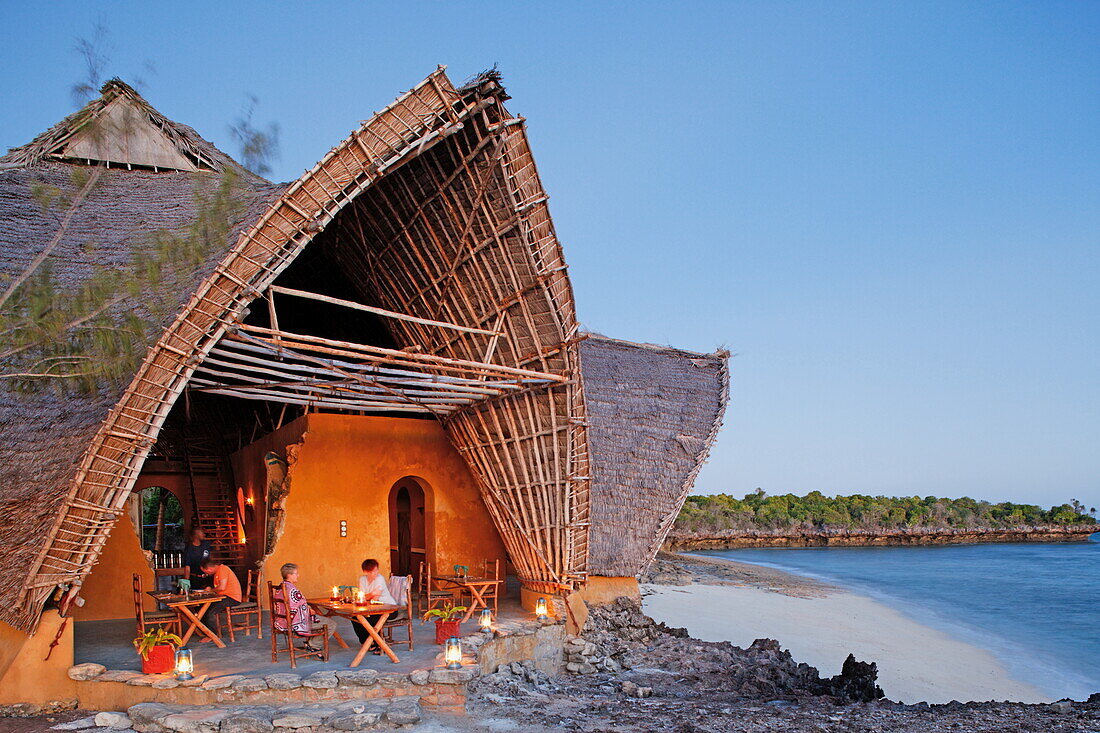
[434,619,461,644]
[141,644,175,674]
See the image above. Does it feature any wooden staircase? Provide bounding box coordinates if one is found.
[187,455,247,569]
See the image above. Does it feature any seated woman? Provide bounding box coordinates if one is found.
[275,563,323,651]
[352,558,396,649]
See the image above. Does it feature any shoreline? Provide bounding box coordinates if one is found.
[641,552,1052,704]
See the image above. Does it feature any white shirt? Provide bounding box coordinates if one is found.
[358,573,396,605]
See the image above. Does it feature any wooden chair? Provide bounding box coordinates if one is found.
[133,573,180,637]
[268,581,328,668]
[480,558,500,615]
[382,575,414,651]
[460,559,500,614]
[226,569,263,642]
[417,560,453,617]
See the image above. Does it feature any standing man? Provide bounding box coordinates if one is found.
[182,527,213,590]
[198,557,242,639]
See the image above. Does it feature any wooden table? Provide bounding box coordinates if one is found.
[147,590,226,648]
[432,576,503,622]
[306,598,403,666]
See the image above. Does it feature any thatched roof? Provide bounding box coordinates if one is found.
[0,70,727,633]
[0,79,260,179]
[0,145,280,631]
[581,334,729,577]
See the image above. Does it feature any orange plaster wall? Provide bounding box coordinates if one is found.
[0,617,30,685]
[229,416,309,569]
[0,612,76,705]
[576,577,641,606]
[257,413,507,599]
[519,578,642,632]
[75,515,155,621]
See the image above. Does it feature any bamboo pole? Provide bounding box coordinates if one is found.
[268,285,502,337]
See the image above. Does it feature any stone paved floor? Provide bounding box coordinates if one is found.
[75,596,526,677]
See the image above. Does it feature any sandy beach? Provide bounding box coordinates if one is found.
[641,553,1050,704]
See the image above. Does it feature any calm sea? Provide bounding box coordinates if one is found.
[698,536,1100,700]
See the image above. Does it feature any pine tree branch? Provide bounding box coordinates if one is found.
[0,371,96,380]
[0,356,94,380]
[0,293,129,361]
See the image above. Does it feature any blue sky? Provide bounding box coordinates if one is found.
[2,2,1097,510]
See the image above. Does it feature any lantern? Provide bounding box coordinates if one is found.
[444,637,463,670]
[356,589,366,605]
[174,648,194,681]
[478,608,493,631]
[331,586,339,601]
[535,597,549,620]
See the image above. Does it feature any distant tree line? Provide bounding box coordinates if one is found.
[677,490,1098,533]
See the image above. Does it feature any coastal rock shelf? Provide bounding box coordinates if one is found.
[665,524,1099,550]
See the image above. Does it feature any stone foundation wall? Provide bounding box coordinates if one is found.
[474,618,565,676]
[63,614,566,713]
[68,666,474,713]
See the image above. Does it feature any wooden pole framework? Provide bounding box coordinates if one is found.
[189,324,563,415]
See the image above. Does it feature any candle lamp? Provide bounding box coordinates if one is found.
[330,586,339,601]
[444,637,463,670]
[478,608,493,631]
[174,647,194,681]
[535,597,549,620]
[356,589,366,606]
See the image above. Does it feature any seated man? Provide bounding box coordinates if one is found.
[199,558,242,639]
[353,558,396,647]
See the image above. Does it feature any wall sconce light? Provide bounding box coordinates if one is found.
[339,520,347,538]
[444,637,463,669]
[478,608,493,632]
[535,597,549,620]
[174,647,194,681]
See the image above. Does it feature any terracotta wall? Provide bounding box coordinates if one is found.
[242,413,507,598]
[0,617,29,685]
[565,577,641,633]
[229,416,309,569]
[0,612,76,705]
[75,511,156,622]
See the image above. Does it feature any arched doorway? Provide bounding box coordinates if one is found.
[135,486,185,559]
[388,477,428,582]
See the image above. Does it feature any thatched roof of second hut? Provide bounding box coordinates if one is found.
[581,334,729,577]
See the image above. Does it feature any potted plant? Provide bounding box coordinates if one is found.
[133,627,184,674]
[423,602,467,644]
